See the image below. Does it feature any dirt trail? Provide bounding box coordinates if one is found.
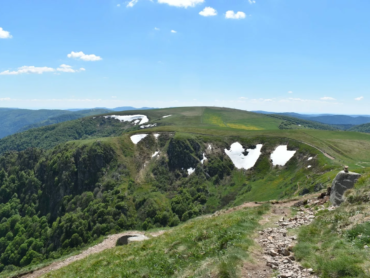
[19,230,165,278]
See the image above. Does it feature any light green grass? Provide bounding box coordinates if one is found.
[44,205,269,278]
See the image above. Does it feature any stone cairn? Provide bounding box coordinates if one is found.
[257,203,336,278]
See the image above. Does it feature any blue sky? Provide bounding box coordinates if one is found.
[1,0,370,113]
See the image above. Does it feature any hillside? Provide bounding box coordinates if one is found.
[0,125,338,275]
[0,108,111,139]
[1,106,370,276]
[0,107,346,156]
[349,123,370,134]
[254,111,370,130]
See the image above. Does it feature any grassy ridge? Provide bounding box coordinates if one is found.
[44,205,269,278]
[295,173,370,278]
[0,106,350,157]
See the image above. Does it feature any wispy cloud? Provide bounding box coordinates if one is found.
[0,65,85,75]
[158,0,204,8]
[127,0,139,7]
[355,96,364,101]
[199,7,217,17]
[225,11,246,19]
[0,27,12,39]
[67,51,102,61]
[320,97,336,100]
[154,27,160,31]
[171,30,177,33]
[248,0,256,4]
[288,91,293,94]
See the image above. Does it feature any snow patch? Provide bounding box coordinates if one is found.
[105,115,149,125]
[225,143,263,170]
[128,234,150,243]
[130,134,148,144]
[140,124,157,129]
[154,133,160,139]
[308,157,313,161]
[307,165,312,169]
[162,115,172,118]
[201,153,207,164]
[152,151,160,158]
[208,144,212,150]
[187,168,195,175]
[270,145,296,166]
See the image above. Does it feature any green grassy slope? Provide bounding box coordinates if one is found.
[0,107,360,160]
[295,173,370,277]
[44,205,269,278]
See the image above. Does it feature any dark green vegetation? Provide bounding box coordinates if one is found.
[350,123,370,134]
[1,106,370,275]
[269,114,339,131]
[0,108,110,139]
[45,205,269,278]
[295,173,370,278]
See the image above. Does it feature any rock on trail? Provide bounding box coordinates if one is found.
[330,170,361,206]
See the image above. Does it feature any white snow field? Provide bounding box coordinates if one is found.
[308,157,313,161]
[270,145,296,166]
[140,124,157,129]
[187,168,195,175]
[225,143,263,170]
[130,134,148,144]
[201,153,207,164]
[104,115,149,125]
[162,115,172,118]
[152,151,159,158]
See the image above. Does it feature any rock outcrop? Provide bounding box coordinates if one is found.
[330,170,361,206]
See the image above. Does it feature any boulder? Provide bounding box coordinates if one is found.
[330,171,361,206]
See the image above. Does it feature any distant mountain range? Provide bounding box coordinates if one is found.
[0,106,155,139]
[253,111,370,128]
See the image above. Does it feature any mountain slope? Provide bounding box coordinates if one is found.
[349,123,370,134]
[0,107,343,156]
[0,108,111,139]
[0,129,336,274]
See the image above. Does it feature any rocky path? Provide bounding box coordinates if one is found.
[19,230,165,278]
[243,201,336,278]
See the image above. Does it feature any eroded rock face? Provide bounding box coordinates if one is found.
[330,171,361,206]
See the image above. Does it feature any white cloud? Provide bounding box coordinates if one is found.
[355,96,364,101]
[171,30,177,33]
[248,0,256,4]
[117,4,121,7]
[57,64,85,73]
[67,51,102,61]
[199,7,217,17]
[288,91,293,94]
[0,27,12,39]
[320,97,336,101]
[225,11,246,19]
[0,65,84,75]
[158,0,204,8]
[127,0,139,7]
[154,27,160,31]
[0,98,11,101]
